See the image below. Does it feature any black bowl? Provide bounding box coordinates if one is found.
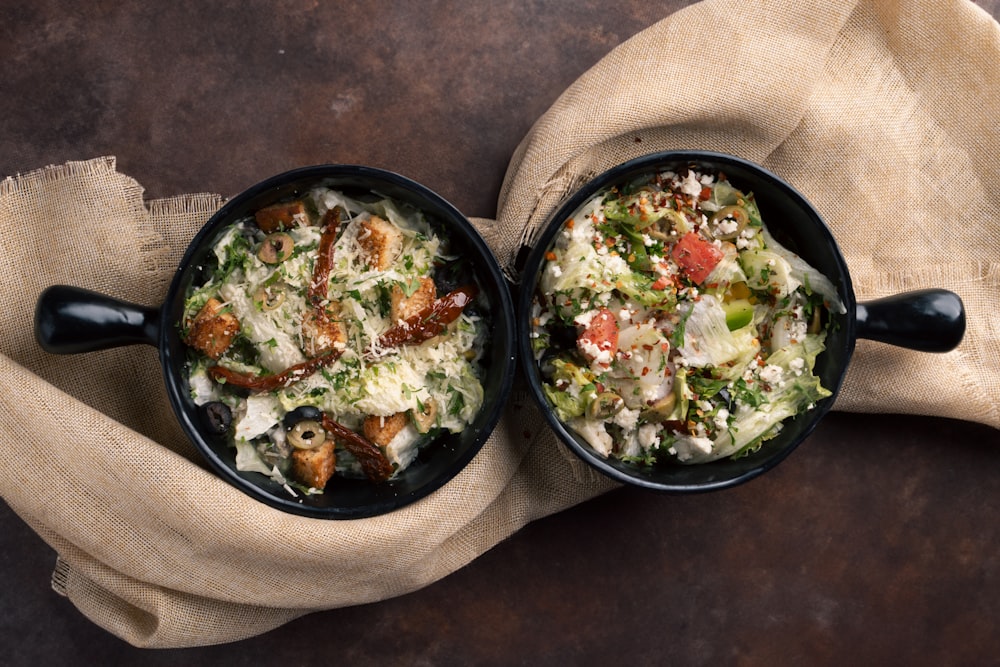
[35,165,517,519]
[516,151,965,492]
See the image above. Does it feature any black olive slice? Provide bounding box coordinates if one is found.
[200,401,233,436]
[282,405,324,430]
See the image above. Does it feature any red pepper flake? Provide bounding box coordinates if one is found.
[700,186,712,200]
[566,219,575,229]
[545,251,557,261]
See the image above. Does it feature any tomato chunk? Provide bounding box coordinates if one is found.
[671,232,724,285]
[577,308,619,366]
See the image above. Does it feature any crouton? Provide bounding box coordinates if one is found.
[363,412,409,447]
[357,215,403,271]
[255,200,311,233]
[301,306,346,357]
[290,440,336,490]
[185,298,240,359]
[390,276,436,323]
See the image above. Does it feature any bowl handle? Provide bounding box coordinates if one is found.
[34,285,161,354]
[855,288,965,352]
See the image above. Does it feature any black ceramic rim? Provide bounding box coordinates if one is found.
[160,165,517,518]
[516,150,857,492]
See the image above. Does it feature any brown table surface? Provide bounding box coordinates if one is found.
[3,1,1000,664]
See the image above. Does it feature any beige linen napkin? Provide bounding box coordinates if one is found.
[1,0,998,648]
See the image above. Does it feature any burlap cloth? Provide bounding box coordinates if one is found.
[1,0,998,649]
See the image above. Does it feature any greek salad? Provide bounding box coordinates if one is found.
[529,167,845,465]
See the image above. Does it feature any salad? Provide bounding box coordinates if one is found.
[181,187,486,495]
[529,167,845,465]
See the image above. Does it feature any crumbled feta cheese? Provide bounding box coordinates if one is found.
[600,253,629,277]
[736,228,756,250]
[579,339,613,366]
[680,170,703,196]
[637,423,660,450]
[716,218,739,236]
[613,407,640,431]
[690,436,712,454]
[713,408,730,431]
[760,364,784,385]
[574,310,597,328]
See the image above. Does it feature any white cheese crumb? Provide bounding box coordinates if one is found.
[690,436,713,454]
[680,171,702,196]
[638,423,661,450]
[574,310,597,328]
[716,218,739,236]
[760,364,784,385]
[613,407,640,431]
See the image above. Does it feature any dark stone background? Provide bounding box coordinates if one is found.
[2,1,998,663]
